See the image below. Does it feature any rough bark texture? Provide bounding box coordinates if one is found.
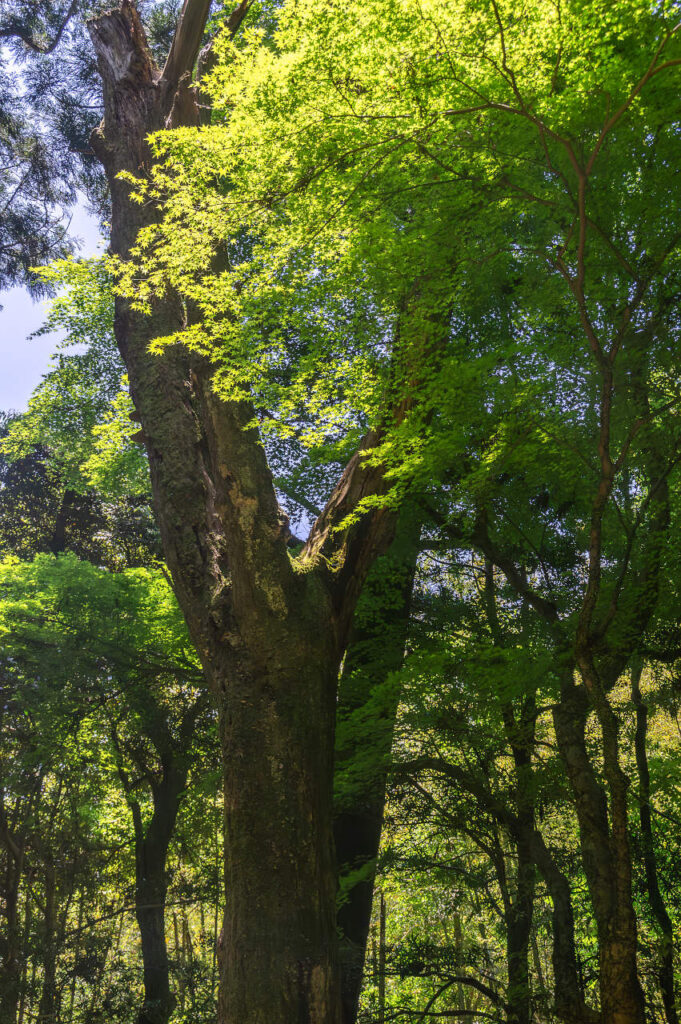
[217,624,341,1024]
[87,4,402,1021]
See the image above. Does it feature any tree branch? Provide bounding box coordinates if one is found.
[164,0,252,90]
[0,0,79,55]
[162,0,213,90]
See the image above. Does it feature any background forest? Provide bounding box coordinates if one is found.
[2,1,681,1023]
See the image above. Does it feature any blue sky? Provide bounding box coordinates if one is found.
[0,203,103,413]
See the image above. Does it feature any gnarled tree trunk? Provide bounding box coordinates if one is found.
[87,4,404,1021]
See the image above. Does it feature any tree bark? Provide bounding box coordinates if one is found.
[553,674,645,1024]
[120,705,200,1024]
[217,624,341,1023]
[36,857,59,1024]
[631,659,677,1024]
[0,852,22,1024]
[334,508,420,1024]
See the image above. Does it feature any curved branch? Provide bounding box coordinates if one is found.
[414,977,504,1022]
[0,0,79,55]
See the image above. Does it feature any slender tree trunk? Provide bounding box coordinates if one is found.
[505,830,534,1024]
[136,868,174,1024]
[378,894,386,1024]
[500,693,536,1024]
[525,827,594,1024]
[488,579,535,1024]
[631,659,677,1024]
[113,697,200,1024]
[127,749,192,1023]
[99,914,126,1015]
[530,932,545,1004]
[553,675,645,1024]
[68,893,84,1022]
[37,858,59,1024]
[182,912,195,1010]
[0,855,22,1024]
[334,510,420,1024]
[17,879,33,1024]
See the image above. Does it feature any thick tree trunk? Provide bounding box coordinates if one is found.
[216,630,342,1024]
[334,510,420,1024]
[88,6,399,1023]
[553,676,645,1024]
[631,660,677,1024]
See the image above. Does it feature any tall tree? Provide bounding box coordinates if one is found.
[126,2,681,1021]
[83,2,422,1021]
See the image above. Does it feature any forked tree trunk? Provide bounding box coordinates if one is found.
[88,6,400,1022]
